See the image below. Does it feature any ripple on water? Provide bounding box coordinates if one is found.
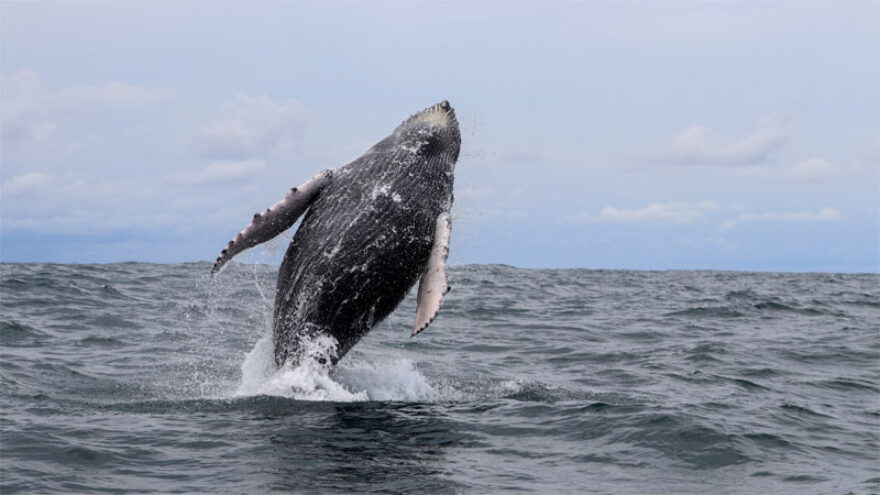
[1,263,877,494]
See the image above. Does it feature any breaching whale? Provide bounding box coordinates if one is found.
[212,101,460,367]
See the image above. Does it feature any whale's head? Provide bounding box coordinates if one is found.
[393,100,461,166]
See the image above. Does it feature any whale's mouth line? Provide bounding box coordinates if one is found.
[425,100,456,119]
[400,100,458,130]
[426,100,452,113]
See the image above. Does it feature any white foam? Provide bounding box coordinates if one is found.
[234,330,437,402]
[334,357,437,402]
[236,332,278,395]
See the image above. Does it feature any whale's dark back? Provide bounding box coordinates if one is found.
[273,130,456,366]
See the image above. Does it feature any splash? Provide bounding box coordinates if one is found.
[234,330,437,402]
[334,357,437,402]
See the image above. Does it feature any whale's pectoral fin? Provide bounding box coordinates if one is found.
[413,212,452,336]
[211,169,335,276]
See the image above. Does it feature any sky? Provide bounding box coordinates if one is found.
[1,1,878,272]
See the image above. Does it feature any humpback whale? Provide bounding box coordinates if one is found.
[212,101,460,367]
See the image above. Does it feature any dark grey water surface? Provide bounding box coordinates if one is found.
[1,263,878,494]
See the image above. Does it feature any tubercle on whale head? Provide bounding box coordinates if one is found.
[394,100,461,164]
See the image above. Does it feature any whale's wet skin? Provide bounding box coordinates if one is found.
[212,101,459,367]
[2,263,878,493]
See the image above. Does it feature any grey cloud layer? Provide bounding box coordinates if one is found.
[1,71,311,238]
[194,93,309,160]
[1,70,171,148]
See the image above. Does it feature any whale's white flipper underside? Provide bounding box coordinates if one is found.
[211,169,335,275]
[413,212,452,336]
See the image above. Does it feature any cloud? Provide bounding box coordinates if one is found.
[779,157,842,181]
[733,156,849,182]
[1,172,53,196]
[2,169,254,236]
[53,81,169,110]
[666,113,789,165]
[1,70,57,146]
[167,159,266,186]
[721,207,842,229]
[566,201,718,224]
[4,175,139,209]
[195,93,309,159]
[1,173,160,234]
[1,69,170,147]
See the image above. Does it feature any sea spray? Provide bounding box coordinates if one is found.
[334,358,437,402]
[235,330,437,402]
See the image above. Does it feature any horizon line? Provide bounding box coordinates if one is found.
[1,260,877,276]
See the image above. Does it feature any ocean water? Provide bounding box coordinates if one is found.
[1,262,878,494]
